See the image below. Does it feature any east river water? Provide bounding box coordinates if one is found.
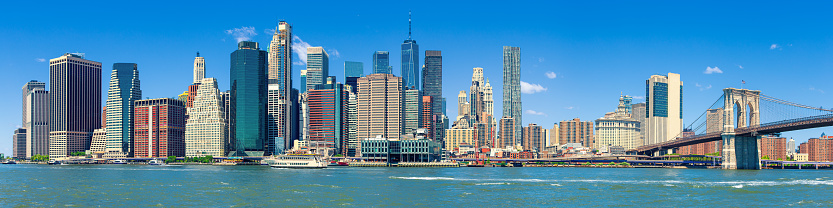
[1,164,831,207]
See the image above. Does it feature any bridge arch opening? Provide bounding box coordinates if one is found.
[747,103,755,127]
[734,101,743,128]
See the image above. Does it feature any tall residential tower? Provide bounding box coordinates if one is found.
[502,46,522,142]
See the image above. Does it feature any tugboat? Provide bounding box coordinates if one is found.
[266,154,327,169]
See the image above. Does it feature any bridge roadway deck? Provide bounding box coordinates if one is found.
[632,114,833,153]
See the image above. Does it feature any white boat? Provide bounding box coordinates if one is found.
[265,154,327,169]
[47,159,59,165]
[148,159,163,165]
[111,159,127,164]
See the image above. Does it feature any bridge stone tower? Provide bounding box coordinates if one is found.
[721,88,762,169]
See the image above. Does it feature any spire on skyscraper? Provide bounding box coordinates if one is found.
[408,11,412,40]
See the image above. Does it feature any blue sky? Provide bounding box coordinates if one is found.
[2,1,833,154]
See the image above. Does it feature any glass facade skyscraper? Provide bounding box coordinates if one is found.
[105,63,142,157]
[344,61,363,94]
[344,61,364,78]
[230,41,268,156]
[304,47,329,92]
[267,21,294,154]
[372,51,391,74]
[401,12,420,90]
[422,50,443,141]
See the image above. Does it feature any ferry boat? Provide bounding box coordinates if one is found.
[111,159,127,164]
[265,154,327,169]
[47,159,60,165]
[148,159,163,165]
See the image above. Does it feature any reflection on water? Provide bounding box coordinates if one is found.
[1,165,831,206]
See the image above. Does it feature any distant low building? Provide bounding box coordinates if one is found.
[359,136,441,163]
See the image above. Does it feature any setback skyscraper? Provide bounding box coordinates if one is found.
[186,78,227,157]
[230,41,268,156]
[401,12,419,89]
[502,46,522,142]
[49,53,102,157]
[373,51,391,74]
[105,63,142,157]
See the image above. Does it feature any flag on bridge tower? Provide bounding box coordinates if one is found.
[742,80,746,84]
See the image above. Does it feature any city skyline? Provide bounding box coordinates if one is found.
[3,2,833,154]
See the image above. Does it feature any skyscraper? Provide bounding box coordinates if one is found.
[404,89,421,136]
[308,83,349,154]
[373,51,391,74]
[421,96,434,141]
[267,84,285,155]
[594,95,642,150]
[185,78,227,157]
[357,73,403,140]
[105,63,142,157]
[645,73,683,145]
[230,41,268,156]
[267,21,294,152]
[13,128,26,159]
[502,46,522,141]
[344,61,364,94]
[346,86,358,156]
[559,118,594,148]
[49,53,102,157]
[498,117,515,148]
[401,12,419,89]
[133,98,186,158]
[469,67,485,126]
[305,47,329,92]
[422,50,443,140]
[22,81,45,125]
[522,123,543,151]
[344,61,364,78]
[23,81,48,157]
[193,52,205,84]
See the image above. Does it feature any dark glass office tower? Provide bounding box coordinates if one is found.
[344,61,363,94]
[422,50,443,141]
[372,51,391,74]
[230,41,268,156]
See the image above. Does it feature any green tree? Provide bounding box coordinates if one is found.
[165,156,176,163]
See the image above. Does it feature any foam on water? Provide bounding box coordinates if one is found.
[391,176,833,187]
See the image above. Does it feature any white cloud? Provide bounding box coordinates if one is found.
[632,96,644,100]
[328,49,341,59]
[35,58,45,62]
[292,35,312,65]
[809,87,825,94]
[704,66,723,74]
[696,83,712,91]
[520,81,547,94]
[225,26,257,42]
[770,44,780,50]
[525,110,547,116]
[264,28,276,35]
[545,71,557,79]
[564,106,574,110]
[538,57,545,63]
[738,65,743,69]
